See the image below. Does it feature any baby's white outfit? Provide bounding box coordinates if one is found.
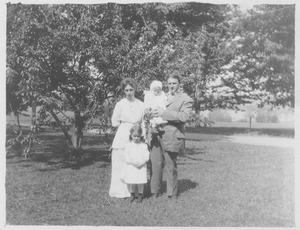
[144,81,168,127]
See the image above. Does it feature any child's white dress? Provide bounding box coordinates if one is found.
[122,142,150,184]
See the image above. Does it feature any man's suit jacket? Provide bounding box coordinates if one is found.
[161,92,193,153]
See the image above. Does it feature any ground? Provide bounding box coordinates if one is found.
[5,127,295,227]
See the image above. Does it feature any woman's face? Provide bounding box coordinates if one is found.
[124,84,135,100]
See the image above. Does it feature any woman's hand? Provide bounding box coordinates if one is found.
[134,162,145,169]
[144,108,152,121]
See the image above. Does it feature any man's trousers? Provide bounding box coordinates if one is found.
[150,135,178,196]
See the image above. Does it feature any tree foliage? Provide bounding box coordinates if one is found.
[6,3,295,157]
[216,5,295,108]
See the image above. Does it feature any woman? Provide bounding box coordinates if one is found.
[109,77,145,198]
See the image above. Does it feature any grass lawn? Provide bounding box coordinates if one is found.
[5,125,295,227]
[186,122,294,138]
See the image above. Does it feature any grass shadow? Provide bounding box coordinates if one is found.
[178,146,214,164]
[81,134,113,146]
[178,179,198,196]
[69,149,111,170]
[152,179,198,197]
[185,133,233,143]
[6,128,111,171]
[186,126,294,138]
[31,146,111,171]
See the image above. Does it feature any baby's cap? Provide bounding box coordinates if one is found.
[150,80,163,90]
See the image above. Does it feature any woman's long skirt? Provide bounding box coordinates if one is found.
[109,148,131,198]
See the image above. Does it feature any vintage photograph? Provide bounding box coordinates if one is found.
[3,0,297,227]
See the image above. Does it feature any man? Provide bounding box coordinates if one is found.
[149,73,193,199]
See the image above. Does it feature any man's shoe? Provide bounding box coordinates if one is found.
[152,193,160,199]
[168,195,178,200]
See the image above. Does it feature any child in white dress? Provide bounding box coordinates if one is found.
[122,125,150,203]
[144,80,168,132]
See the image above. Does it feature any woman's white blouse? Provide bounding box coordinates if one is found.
[111,98,145,149]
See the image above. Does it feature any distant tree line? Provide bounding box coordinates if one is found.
[208,109,280,123]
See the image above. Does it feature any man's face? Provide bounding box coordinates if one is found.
[167,77,179,95]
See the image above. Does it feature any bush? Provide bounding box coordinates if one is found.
[256,113,279,123]
[186,111,214,128]
[208,110,232,122]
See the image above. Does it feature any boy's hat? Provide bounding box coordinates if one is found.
[150,80,162,90]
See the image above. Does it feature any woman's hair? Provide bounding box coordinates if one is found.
[129,125,145,142]
[120,77,138,91]
[168,72,181,84]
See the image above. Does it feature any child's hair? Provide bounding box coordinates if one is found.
[129,125,145,142]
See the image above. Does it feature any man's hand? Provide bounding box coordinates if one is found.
[151,107,164,117]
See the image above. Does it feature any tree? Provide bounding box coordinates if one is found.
[6,67,32,156]
[7,3,294,159]
[216,5,295,109]
[7,4,116,159]
[6,67,27,129]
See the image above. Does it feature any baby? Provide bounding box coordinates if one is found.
[144,80,168,132]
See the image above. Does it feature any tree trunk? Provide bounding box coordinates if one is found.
[31,100,36,128]
[69,111,84,160]
[16,112,21,134]
[24,99,37,158]
[49,110,72,144]
[9,102,22,134]
[194,81,201,113]
[194,97,200,113]
[15,113,23,144]
[70,111,84,148]
[49,110,84,161]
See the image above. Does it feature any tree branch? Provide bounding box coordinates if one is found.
[49,110,72,147]
[141,15,150,30]
[58,85,78,112]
